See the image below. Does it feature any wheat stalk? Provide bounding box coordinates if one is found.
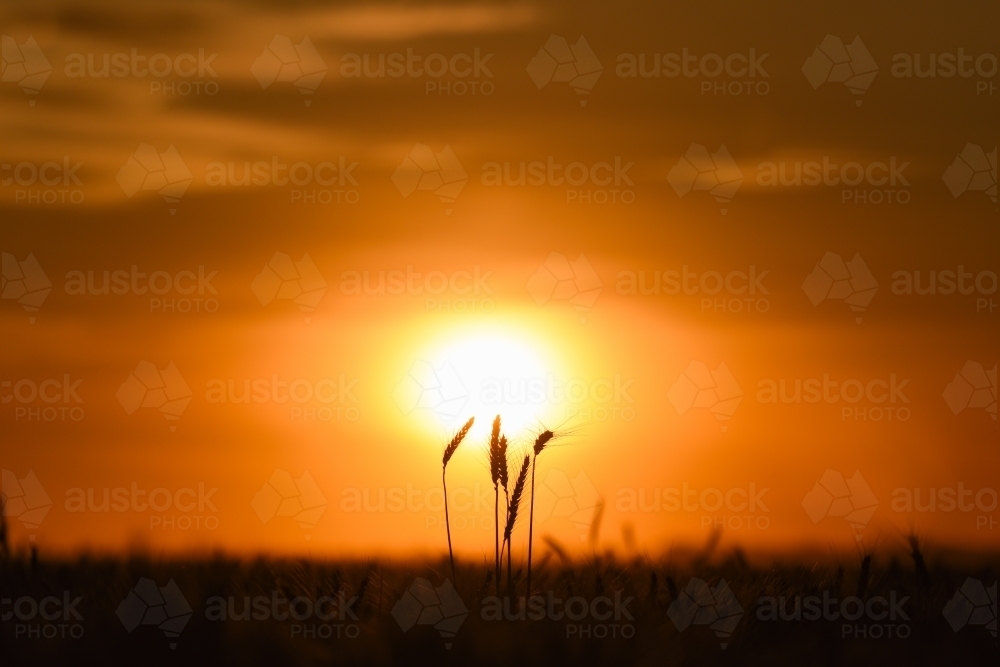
[443,417,474,466]
[489,416,502,486]
[488,416,504,596]
[442,416,474,583]
[502,454,530,595]
[503,456,529,544]
[498,435,510,590]
[526,430,553,598]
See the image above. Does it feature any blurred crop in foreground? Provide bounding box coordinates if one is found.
[2,542,996,666]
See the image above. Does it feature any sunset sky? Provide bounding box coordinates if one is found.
[1,0,996,561]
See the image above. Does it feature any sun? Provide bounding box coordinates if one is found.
[424,331,559,444]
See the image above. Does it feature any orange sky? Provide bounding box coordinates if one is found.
[1,0,997,560]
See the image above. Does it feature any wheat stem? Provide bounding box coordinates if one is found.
[526,430,553,598]
[442,417,474,583]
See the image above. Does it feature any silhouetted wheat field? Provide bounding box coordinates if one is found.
[2,546,996,666]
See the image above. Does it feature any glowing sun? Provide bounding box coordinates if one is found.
[423,331,558,444]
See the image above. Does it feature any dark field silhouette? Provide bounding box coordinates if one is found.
[2,546,996,666]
